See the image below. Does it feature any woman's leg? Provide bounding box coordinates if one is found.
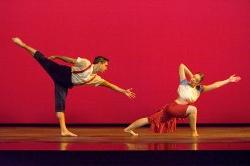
[186,105,199,137]
[124,118,149,136]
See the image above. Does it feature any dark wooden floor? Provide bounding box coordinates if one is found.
[1,126,250,150]
[1,126,250,165]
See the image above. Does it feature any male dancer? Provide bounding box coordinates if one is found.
[12,37,135,137]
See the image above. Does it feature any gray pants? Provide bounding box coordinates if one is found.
[54,83,68,111]
[33,51,73,112]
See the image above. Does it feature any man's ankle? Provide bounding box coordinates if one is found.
[21,43,27,48]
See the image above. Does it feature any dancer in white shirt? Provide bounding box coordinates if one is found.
[12,37,135,137]
[124,64,240,137]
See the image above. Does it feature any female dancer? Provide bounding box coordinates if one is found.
[124,64,241,136]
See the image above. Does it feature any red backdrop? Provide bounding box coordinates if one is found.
[1,0,249,124]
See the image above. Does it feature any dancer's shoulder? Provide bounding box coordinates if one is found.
[75,57,91,67]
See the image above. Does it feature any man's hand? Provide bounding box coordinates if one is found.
[123,88,136,99]
[12,37,26,47]
[228,74,241,83]
[100,81,136,98]
[48,56,57,60]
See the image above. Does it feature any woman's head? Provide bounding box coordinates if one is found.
[190,73,204,86]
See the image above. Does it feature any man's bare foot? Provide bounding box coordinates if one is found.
[61,130,78,137]
[192,131,199,137]
[12,37,26,47]
[124,128,139,136]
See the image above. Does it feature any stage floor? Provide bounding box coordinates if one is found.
[1,126,250,151]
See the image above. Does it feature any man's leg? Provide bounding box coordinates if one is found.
[13,37,76,136]
[13,37,73,88]
[55,83,77,137]
[56,112,77,137]
[12,37,62,80]
[12,37,37,55]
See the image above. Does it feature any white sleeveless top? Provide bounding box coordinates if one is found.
[177,79,203,103]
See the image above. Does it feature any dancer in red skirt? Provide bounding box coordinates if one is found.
[124,64,241,136]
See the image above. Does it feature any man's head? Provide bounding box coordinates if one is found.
[93,56,109,73]
[190,72,204,86]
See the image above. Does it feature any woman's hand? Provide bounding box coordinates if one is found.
[228,75,241,83]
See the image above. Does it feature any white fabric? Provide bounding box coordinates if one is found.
[71,57,105,86]
[177,80,201,103]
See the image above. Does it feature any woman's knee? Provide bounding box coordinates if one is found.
[142,117,149,124]
[186,106,197,115]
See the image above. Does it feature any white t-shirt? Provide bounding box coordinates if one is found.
[177,79,203,103]
[71,57,105,86]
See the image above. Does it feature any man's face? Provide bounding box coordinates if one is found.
[98,61,108,73]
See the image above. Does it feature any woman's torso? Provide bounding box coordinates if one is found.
[175,79,203,105]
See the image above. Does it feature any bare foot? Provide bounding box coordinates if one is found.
[124,129,139,136]
[192,131,199,137]
[12,37,26,47]
[61,130,78,137]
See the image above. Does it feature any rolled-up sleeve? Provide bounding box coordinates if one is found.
[87,75,105,86]
[75,57,90,67]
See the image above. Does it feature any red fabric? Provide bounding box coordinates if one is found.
[148,102,189,133]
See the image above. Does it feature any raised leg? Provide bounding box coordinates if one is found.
[12,37,37,55]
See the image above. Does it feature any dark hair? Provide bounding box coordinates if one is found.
[196,85,203,92]
[195,73,204,92]
[93,56,109,64]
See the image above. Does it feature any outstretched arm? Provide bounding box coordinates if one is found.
[48,55,76,64]
[203,75,241,92]
[179,63,193,81]
[100,80,136,99]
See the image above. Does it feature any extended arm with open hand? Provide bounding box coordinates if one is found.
[203,75,241,92]
[100,80,136,99]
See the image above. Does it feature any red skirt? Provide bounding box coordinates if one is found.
[148,102,189,133]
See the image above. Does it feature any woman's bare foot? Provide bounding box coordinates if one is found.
[61,130,78,137]
[192,131,199,137]
[12,37,26,47]
[124,128,139,136]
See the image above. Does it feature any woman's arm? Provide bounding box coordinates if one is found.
[203,75,241,92]
[100,80,136,99]
[179,63,194,81]
[48,55,76,64]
